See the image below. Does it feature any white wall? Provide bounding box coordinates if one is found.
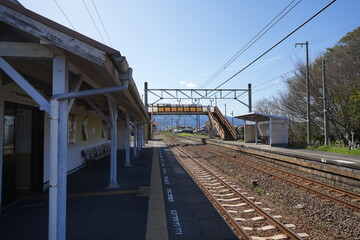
[0,83,124,191]
[271,120,288,144]
[43,110,111,188]
[258,119,288,145]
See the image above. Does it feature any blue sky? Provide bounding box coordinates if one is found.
[18,0,360,116]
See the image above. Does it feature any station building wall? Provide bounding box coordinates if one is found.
[43,106,111,187]
[0,83,125,194]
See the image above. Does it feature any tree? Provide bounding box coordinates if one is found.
[255,26,360,145]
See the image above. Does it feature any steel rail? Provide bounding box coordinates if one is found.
[190,135,360,202]
[248,153,360,200]
[194,137,360,201]
[186,135,360,201]
[164,138,304,240]
[202,144,360,212]
[163,139,252,240]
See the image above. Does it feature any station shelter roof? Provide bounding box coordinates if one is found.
[0,0,148,122]
[234,112,288,122]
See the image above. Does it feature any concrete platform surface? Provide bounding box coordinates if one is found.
[202,137,360,169]
[0,140,238,240]
[157,140,238,240]
[0,147,152,240]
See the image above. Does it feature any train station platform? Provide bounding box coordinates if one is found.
[207,138,360,167]
[0,140,237,240]
[189,136,360,186]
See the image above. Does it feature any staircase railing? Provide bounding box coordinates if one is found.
[214,106,237,140]
[207,107,225,140]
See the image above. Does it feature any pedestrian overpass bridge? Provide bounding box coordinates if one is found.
[150,104,237,141]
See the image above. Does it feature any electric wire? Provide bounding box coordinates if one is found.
[200,0,299,88]
[253,71,293,88]
[200,0,301,89]
[251,48,299,86]
[53,0,76,30]
[216,72,291,107]
[253,25,360,88]
[220,34,358,109]
[311,23,360,45]
[82,0,105,44]
[214,0,338,89]
[91,0,113,47]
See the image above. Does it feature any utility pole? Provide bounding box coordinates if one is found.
[322,60,329,145]
[224,104,227,117]
[295,41,311,145]
[248,83,252,112]
[231,111,234,126]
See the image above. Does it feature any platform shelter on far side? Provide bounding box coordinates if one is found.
[235,112,288,146]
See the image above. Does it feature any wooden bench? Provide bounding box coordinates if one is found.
[81,143,111,168]
[258,136,269,144]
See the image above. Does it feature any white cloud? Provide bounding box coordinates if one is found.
[186,82,196,88]
[265,56,282,62]
[179,80,197,88]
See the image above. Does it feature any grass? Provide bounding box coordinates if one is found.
[306,145,360,156]
[235,175,243,182]
[175,133,208,138]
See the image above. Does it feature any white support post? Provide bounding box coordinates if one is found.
[138,125,142,152]
[139,125,142,150]
[53,55,69,240]
[0,99,4,213]
[244,121,247,143]
[49,100,59,240]
[269,117,273,146]
[142,125,145,147]
[125,112,131,167]
[255,121,258,144]
[108,97,119,188]
[133,123,138,157]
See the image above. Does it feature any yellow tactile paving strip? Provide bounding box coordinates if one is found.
[29,189,139,200]
[145,141,169,240]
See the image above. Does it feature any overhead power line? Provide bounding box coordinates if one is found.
[200,0,301,89]
[216,71,292,107]
[82,0,105,44]
[91,0,113,47]
[53,0,76,30]
[215,0,337,89]
[253,71,293,88]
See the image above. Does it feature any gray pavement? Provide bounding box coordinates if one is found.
[204,138,360,169]
[0,140,240,240]
[0,147,152,240]
[157,140,238,240]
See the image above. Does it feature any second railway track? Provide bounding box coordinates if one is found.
[199,143,360,212]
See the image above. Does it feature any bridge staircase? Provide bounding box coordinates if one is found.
[207,106,237,141]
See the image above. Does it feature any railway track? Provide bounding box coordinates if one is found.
[196,143,360,212]
[164,138,308,240]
